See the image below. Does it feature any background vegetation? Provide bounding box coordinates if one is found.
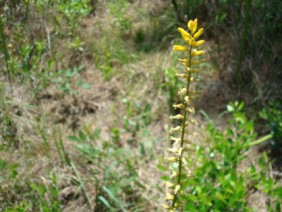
[0,0,281,211]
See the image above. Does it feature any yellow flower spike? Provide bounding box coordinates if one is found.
[173,103,185,109]
[165,19,206,209]
[177,27,191,42]
[191,50,205,57]
[194,28,204,39]
[173,45,188,51]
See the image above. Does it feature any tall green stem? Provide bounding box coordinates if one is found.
[172,46,193,208]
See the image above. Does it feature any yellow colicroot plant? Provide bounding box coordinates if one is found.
[163,18,205,211]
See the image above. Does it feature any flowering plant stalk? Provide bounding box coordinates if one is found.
[164,18,205,211]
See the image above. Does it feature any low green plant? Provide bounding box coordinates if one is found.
[52,0,91,29]
[51,66,90,96]
[183,102,281,211]
[31,175,62,212]
[107,0,132,37]
[260,100,282,151]
[68,127,144,211]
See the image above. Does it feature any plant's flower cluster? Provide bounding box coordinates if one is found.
[163,18,205,211]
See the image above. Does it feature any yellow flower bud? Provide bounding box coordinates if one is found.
[170,171,178,179]
[165,192,174,200]
[173,45,188,51]
[165,157,178,162]
[191,50,205,57]
[192,18,198,34]
[173,103,185,109]
[191,59,205,65]
[194,28,204,39]
[177,27,191,42]
[169,114,184,120]
[187,20,193,31]
[167,148,178,154]
[178,88,187,96]
[178,58,188,64]
[170,126,182,132]
[170,136,181,143]
[186,107,195,114]
[166,182,175,188]
[190,77,199,82]
[184,96,190,103]
[174,184,181,194]
[195,40,205,47]
[175,73,187,78]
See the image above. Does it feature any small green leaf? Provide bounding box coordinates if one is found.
[102,186,119,203]
[227,104,234,112]
[67,136,81,143]
[81,82,91,89]
[157,164,166,171]
[98,196,112,209]
[140,143,146,156]
[233,112,246,123]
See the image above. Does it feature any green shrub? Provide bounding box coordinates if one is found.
[181,102,281,211]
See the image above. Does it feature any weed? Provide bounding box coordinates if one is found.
[51,66,90,96]
[31,174,62,211]
[182,103,281,211]
[260,100,282,155]
[163,18,205,210]
[68,127,145,211]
